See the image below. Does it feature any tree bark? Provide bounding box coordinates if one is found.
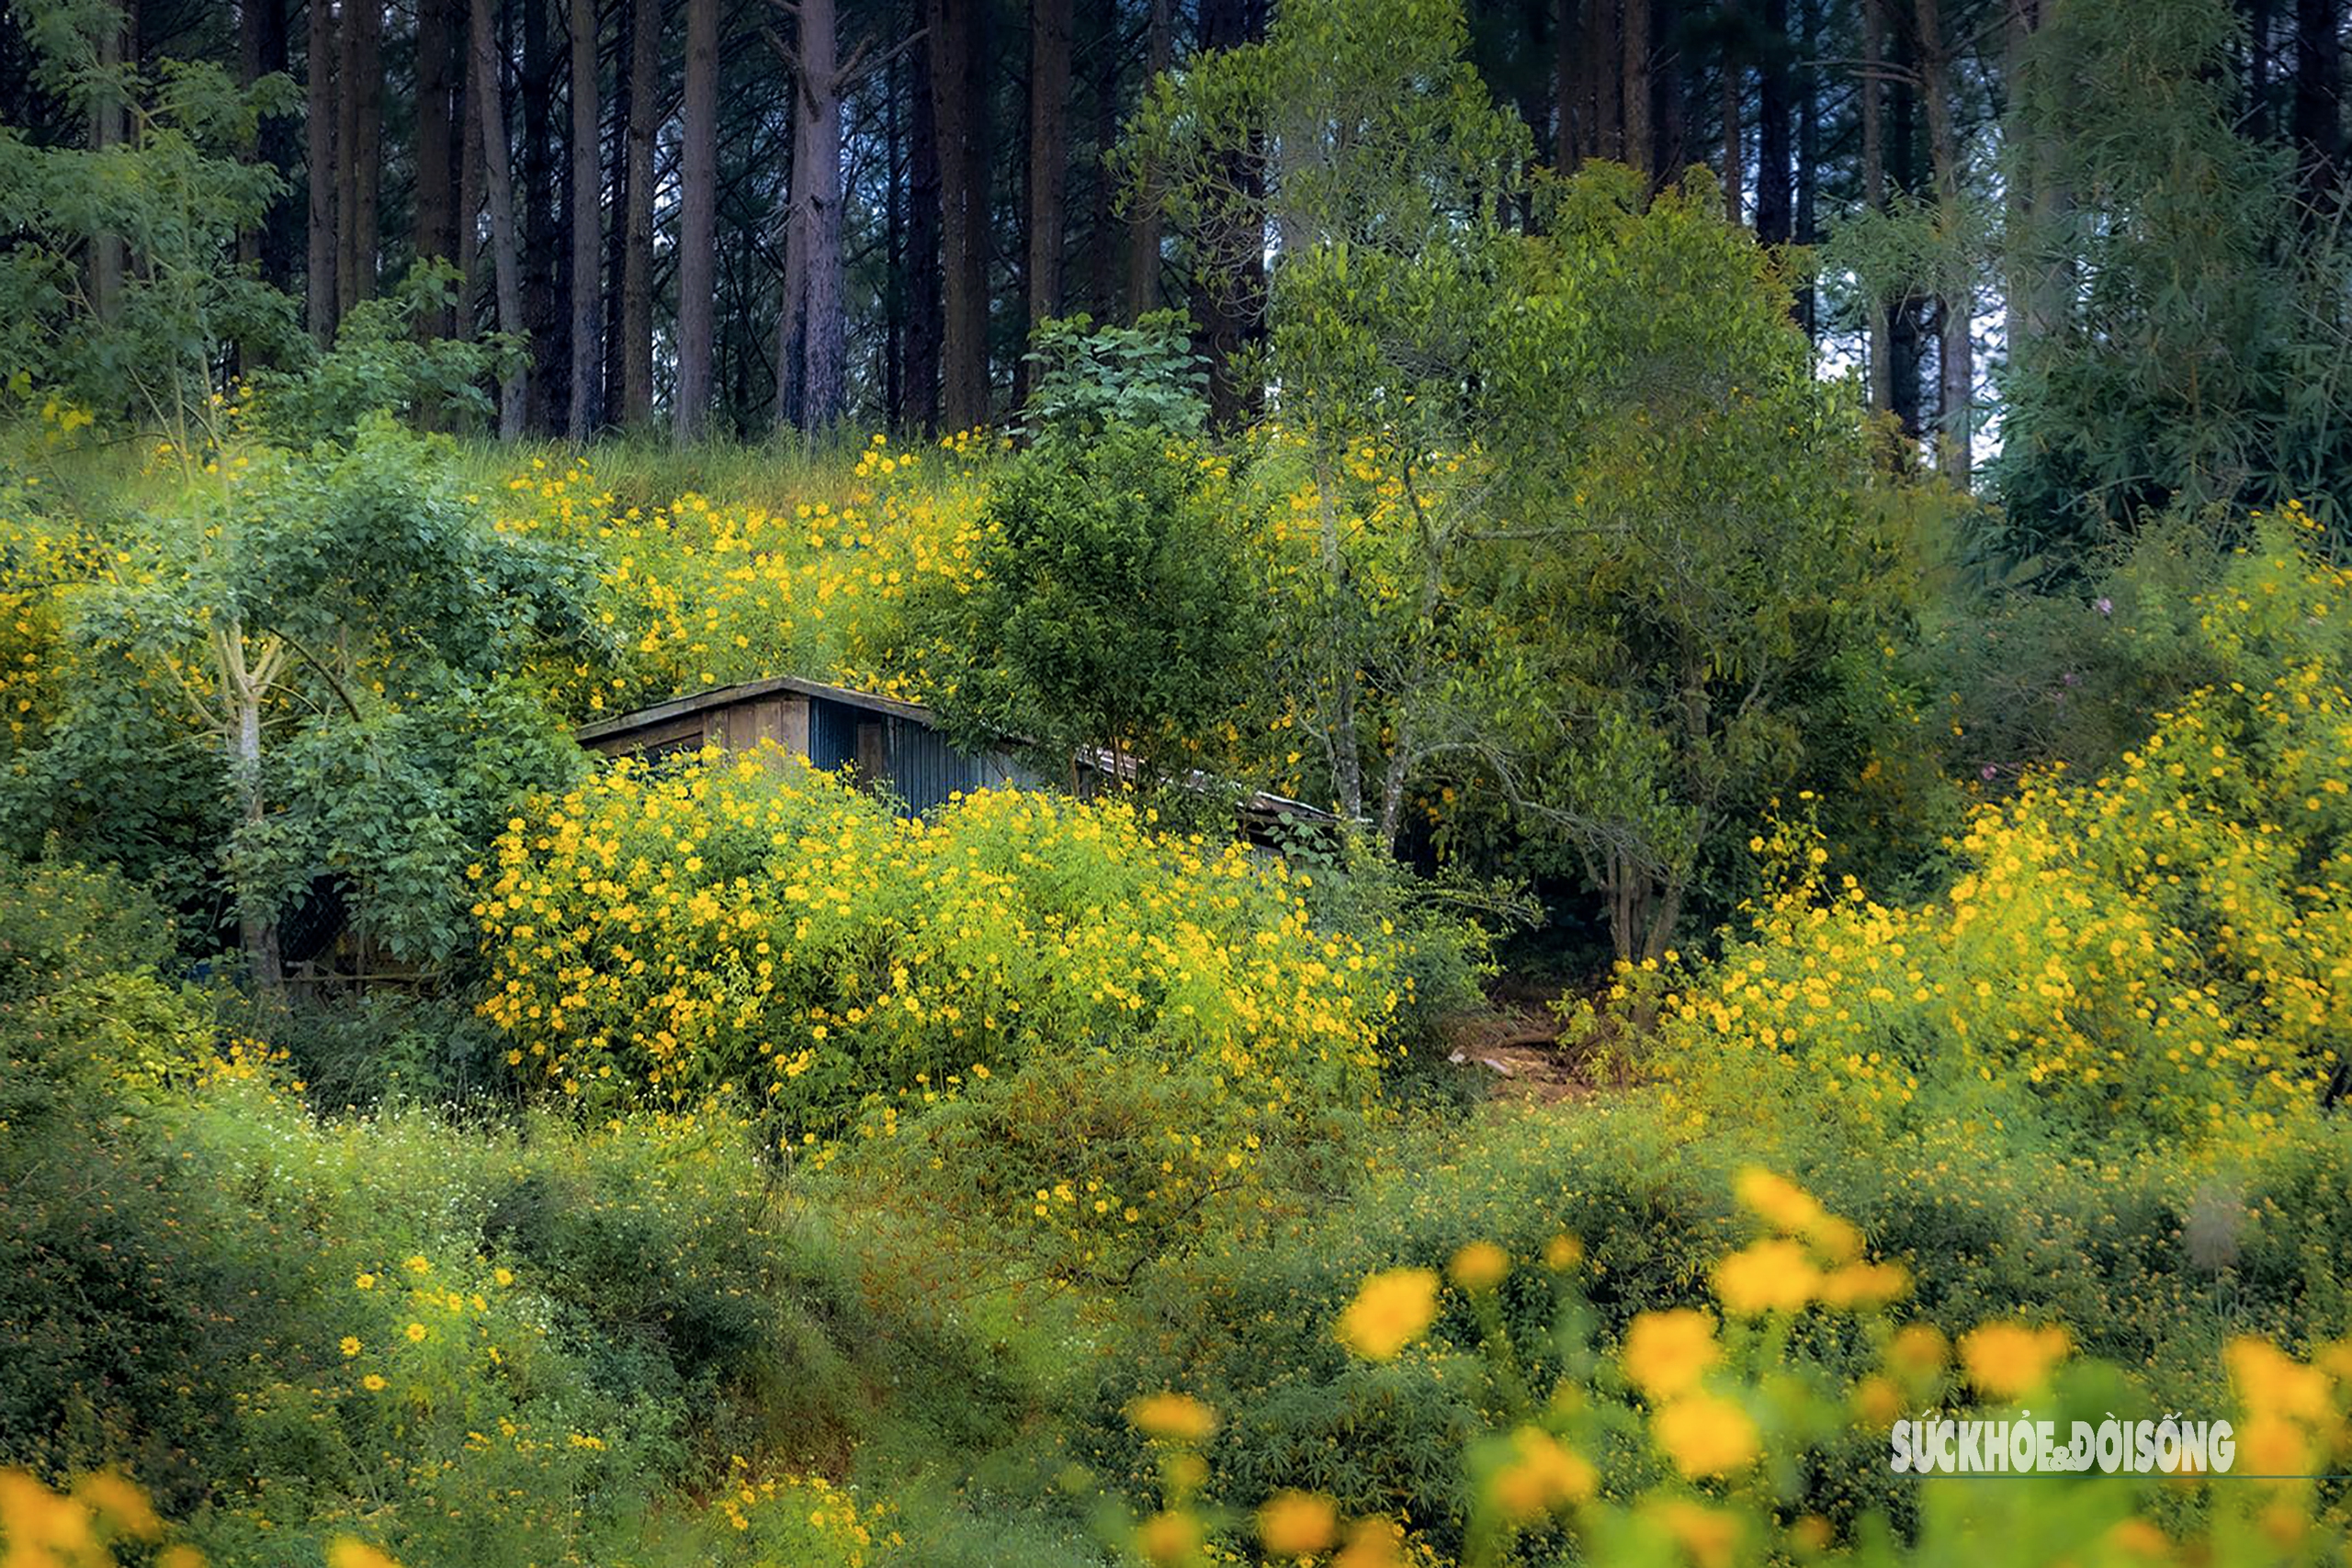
[1651,0,1683,186]
[1087,0,1120,318]
[1721,20,1740,220]
[1622,0,1651,180]
[1916,0,1969,482]
[307,0,338,340]
[1587,0,1619,162]
[777,0,847,434]
[416,0,461,333]
[1860,0,1891,414]
[1193,0,1263,428]
[674,0,718,440]
[458,39,482,330]
[568,0,600,439]
[243,0,300,292]
[928,0,989,432]
[1026,0,1073,334]
[602,0,633,421]
[470,0,529,438]
[1754,0,1792,242]
[1794,0,1818,334]
[2296,0,2343,203]
[89,2,128,326]
[336,0,381,317]
[523,0,564,431]
[622,0,660,426]
[906,17,944,432]
[1554,0,1578,167]
[1127,0,1171,316]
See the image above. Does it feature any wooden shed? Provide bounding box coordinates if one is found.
[574,674,1040,816]
[574,675,1336,844]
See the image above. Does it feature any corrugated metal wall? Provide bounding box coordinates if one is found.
[799,695,1032,817]
[806,695,861,773]
[883,717,1006,816]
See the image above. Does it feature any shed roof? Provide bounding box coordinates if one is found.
[575,676,1338,826]
[573,672,931,745]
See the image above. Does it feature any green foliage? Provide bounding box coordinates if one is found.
[912,425,1265,785]
[1123,0,1532,290]
[1916,510,2243,790]
[0,876,1048,1562]
[1019,311,1208,442]
[244,262,523,446]
[1625,510,2352,1148]
[1099,1098,2352,1553]
[1466,168,1917,961]
[22,423,603,968]
[478,752,1435,1282]
[0,2,300,441]
[1991,0,2352,566]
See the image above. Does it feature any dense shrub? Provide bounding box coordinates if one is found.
[1609,510,2352,1145]
[474,750,1464,1276]
[1092,1098,2352,1555]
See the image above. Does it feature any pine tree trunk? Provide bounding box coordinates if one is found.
[1795,0,1819,334]
[602,0,631,420]
[2296,0,2343,202]
[1193,0,1262,428]
[1721,26,1741,220]
[621,0,660,426]
[458,46,482,329]
[674,0,718,440]
[1755,0,1792,241]
[1860,0,1891,414]
[928,0,989,432]
[308,0,338,341]
[1587,0,1619,162]
[471,0,529,438]
[1887,30,1926,441]
[1623,0,1651,180]
[906,19,944,433]
[416,0,460,332]
[336,0,380,317]
[1027,0,1072,336]
[1650,0,1683,186]
[1127,0,1171,316]
[1555,0,1578,168]
[524,0,564,432]
[90,3,128,326]
[1087,0,1119,318]
[568,0,600,440]
[778,0,847,434]
[885,43,905,429]
[242,0,300,293]
[1917,0,1969,482]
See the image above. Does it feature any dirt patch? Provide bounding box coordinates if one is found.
[1437,988,1609,1105]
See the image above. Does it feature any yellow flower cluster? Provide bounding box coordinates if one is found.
[1628,525,2352,1140]
[476,748,1406,1250]
[711,1461,897,1563]
[1240,1170,2352,1567]
[0,1470,193,1568]
[0,512,111,755]
[490,439,997,719]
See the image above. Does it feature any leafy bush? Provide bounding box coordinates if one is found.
[1094,1103,2352,1560]
[1103,1164,2352,1568]
[1615,509,2352,1145]
[474,750,1447,1276]
[1018,310,1208,442]
[243,263,520,446]
[908,424,1267,790]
